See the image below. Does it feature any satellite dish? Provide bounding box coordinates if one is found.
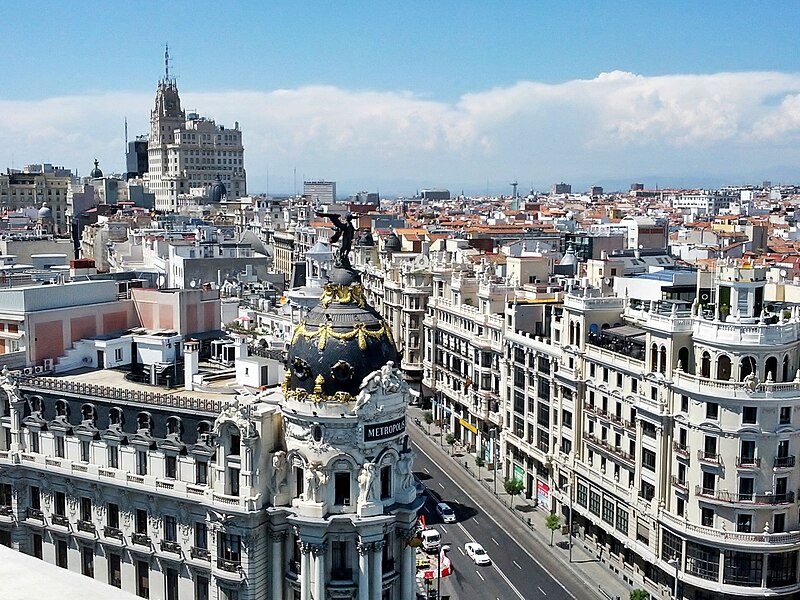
[780,269,788,278]
[190,279,197,288]
[604,278,612,286]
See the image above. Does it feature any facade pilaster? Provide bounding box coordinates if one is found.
[357,541,371,600]
[370,540,385,600]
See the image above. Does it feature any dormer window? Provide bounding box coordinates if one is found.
[109,408,124,428]
[55,399,69,418]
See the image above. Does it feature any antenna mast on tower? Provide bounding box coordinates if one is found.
[164,43,170,82]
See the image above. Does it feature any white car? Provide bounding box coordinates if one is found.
[436,502,457,523]
[465,542,491,565]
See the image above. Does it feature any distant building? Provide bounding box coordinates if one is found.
[349,191,379,204]
[590,186,603,196]
[125,137,149,180]
[551,182,571,195]
[630,182,645,191]
[0,165,72,234]
[303,180,336,205]
[420,189,450,201]
[146,54,246,211]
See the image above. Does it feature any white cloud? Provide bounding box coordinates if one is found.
[1,71,800,192]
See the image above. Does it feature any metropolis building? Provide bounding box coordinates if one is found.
[0,262,421,599]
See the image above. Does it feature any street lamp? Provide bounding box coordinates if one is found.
[667,555,680,600]
[563,480,574,563]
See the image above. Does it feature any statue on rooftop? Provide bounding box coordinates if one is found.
[316,211,355,268]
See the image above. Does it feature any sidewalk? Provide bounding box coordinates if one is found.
[408,406,632,600]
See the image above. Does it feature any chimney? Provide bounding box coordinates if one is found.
[184,340,200,391]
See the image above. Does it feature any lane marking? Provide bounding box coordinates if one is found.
[414,441,578,600]
[473,518,480,525]
[476,571,485,582]
[438,483,445,489]
[491,537,499,546]
[513,560,522,569]
[441,526,447,534]
[458,546,465,556]
[424,467,430,473]
[538,587,547,596]
[458,523,525,600]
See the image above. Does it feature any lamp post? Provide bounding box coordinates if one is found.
[490,427,499,495]
[564,480,574,563]
[668,555,680,599]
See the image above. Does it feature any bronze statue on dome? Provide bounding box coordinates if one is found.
[316,211,355,268]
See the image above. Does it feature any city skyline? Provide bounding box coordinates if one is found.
[2,1,800,195]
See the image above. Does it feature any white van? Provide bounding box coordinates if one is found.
[421,528,441,553]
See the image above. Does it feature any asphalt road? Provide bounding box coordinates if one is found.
[409,424,588,600]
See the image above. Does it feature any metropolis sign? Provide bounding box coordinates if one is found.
[364,417,406,442]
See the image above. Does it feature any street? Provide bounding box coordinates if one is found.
[409,421,596,600]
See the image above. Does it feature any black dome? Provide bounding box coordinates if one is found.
[90,159,103,179]
[285,266,398,401]
[209,176,227,202]
[384,231,401,252]
[357,229,375,247]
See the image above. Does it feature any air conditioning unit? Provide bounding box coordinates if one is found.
[34,366,43,374]
[23,367,34,375]
[43,359,54,372]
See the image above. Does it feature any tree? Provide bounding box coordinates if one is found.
[422,411,433,435]
[445,434,456,454]
[544,513,561,547]
[474,456,485,480]
[629,589,648,600]
[504,478,524,509]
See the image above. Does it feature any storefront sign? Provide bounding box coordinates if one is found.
[364,417,406,442]
[537,480,550,507]
[459,418,477,434]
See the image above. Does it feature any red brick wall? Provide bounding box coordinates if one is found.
[33,321,64,362]
[70,315,97,342]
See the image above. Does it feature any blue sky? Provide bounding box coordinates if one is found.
[2,1,800,195]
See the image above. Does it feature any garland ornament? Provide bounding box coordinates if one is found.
[320,283,367,308]
[291,320,393,351]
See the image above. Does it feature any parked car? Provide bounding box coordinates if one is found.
[436,502,456,523]
[465,542,491,565]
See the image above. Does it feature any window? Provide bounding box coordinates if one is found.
[196,461,208,485]
[560,438,572,455]
[55,435,65,458]
[616,507,628,534]
[108,446,119,469]
[228,468,240,496]
[166,568,178,600]
[702,471,715,495]
[680,395,688,412]
[589,491,601,516]
[80,497,92,522]
[642,449,656,471]
[219,533,241,563]
[723,551,762,586]
[767,552,798,587]
[30,486,40,510]
[642,421,657,439]
[334,472,351,506]
[742,406,757,424]
[640,481,655,501]
[576,483,588,507]
[380,465,393,500]
[137,451,148,476]
[136,559,150,598]
[115,348,123,362]
[54,491,66,516]
[56,539,68,568]
[195,522,208,549]
[686,541,720,581]
[562,410,572,429]
[661,529,683,563]
[774,513,786,534]
[631,378,638,394]
[602,499,614,524]
[195,575,209,600]
[229,434,241,456]
[165,455,177,479]
[30,431,39,453]
[108,503,120,529]
[676,496,685,517]
[706,402,719,420]
[164,516,177,542]
[779,406,791,425]
[136,509,148,535]
[32,533,42,559]
[736,513,753,533]
[108,553,122,588]
[701,507,714,527]
[81,546,94,578]
[738,478,754,501]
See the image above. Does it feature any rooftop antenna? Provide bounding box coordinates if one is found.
[124,117,128,149]
[164,43,170,82]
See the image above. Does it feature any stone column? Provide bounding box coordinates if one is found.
[357,541,371,600]
[400,532,416,599]
[370,540,385,600]
[312,543,326,600]
[242,436,257,495]
[300,542,312,600]
[271,533,285,600]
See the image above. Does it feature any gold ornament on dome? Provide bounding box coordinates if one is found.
[320,283,367,308]
[291,320,393,351]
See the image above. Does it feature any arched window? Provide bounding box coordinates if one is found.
[575,323,581,346]
[718,355,732,381]
[678,347,690,373]
[29,396,43,416]
[166,416,182,437]
[651,344,659,372]
[659,346,667,374]
[569,322,575,346]
[783,356,790,382]
[55,399,69,418]
[765,357,778,382]
[81,403,95,424]
[109,407,124,427]
[137,412,152,432]
[739,356,756,381]
[701,352,711,378]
